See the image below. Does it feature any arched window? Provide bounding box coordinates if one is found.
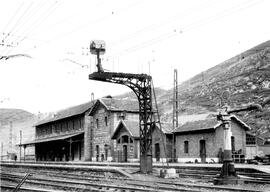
[122,135,129,143]
[96,119,99,129]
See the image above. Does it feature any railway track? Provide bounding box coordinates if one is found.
[1,171,268,192]
[1,162,270,192]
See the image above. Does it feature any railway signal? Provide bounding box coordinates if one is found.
[90,40,105,72]
[89,40,153,173]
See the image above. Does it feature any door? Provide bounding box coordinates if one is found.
[200,140,206,163]
[123,145,128,162]
[96,145,99,161]
[155,143,160,162]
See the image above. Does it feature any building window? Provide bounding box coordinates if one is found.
[184,141,189,153]
[130,138,133,143]
[117,138,121,144]
[122,135,129,143]
[105,116,108,126]
[118,112,126,120]
[231,136,235,152]
[96,119,99,129]
[55,124,60,133]
[96,145,100,161]
[47,125,52,134]
[246,134,256,145]
[104,144,109,160]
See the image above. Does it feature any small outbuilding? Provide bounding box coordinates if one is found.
[174,115,251,163]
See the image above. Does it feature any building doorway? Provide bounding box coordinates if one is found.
[96,145,99,161]
[155,143,160,162]
[123,145,128,162]
[200,140,206,163]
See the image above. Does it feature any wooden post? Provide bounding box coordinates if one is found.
[1,142,2,160]
[20,130,22,162]
[23,146,26,162]
[69,138,72,161]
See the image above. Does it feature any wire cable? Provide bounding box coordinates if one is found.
[6,1,60,55]
[105,0,263,60]
[2,2,34,44]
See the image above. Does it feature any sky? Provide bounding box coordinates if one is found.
[0,0,270,114]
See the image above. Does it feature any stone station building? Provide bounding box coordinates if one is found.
[174,115,251,163]
[21,97,139,162]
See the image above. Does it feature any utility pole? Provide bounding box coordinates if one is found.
[9,121,13,153]
[20,130,22,161]
[172,69,178,162]
[91,92,94,101]
[1,142,3,160]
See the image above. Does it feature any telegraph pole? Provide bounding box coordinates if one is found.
[91,92,94,101]
[9,121,13,153]
[20,130,22,161]
[172,69,178,162]
[1,142,3,160]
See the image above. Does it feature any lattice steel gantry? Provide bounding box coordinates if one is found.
[88,40,153,173]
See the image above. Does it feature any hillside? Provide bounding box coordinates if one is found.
[159,40,270,134]
[0,108,35,125]
[0,109,37,158]
[114,40,270,135]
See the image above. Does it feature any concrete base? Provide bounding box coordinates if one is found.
[160,168,178,178]
[214,176,243,185]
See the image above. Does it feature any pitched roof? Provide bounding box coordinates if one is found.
[154,122,174,134]
[100,98,139,112]
[35,101,94,126]
[111,120,139,139]
[35,97,139,127]
[174,114,251,134]
[174,118,219,134]
[19,131,84,146]
[89,97,139,115]
[230,115,251,130]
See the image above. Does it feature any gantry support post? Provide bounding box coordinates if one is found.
[89,72,153,173]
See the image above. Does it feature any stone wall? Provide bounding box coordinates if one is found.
[175,120,247,163]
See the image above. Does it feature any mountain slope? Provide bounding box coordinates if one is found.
[163,40,270,134]
[114,40,270,135]
[0,108,35,125]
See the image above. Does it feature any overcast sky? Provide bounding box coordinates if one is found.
[0,0,269,114]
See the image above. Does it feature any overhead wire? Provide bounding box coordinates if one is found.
[3,1,48,50]
[0,2,26,53]
[29,0,107,37]
[6,1,60,55]
[0,1,25,39]
[109,0,217,47]
[104,0,264,61]
[21,0,144,53]
[2,2,34,45]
